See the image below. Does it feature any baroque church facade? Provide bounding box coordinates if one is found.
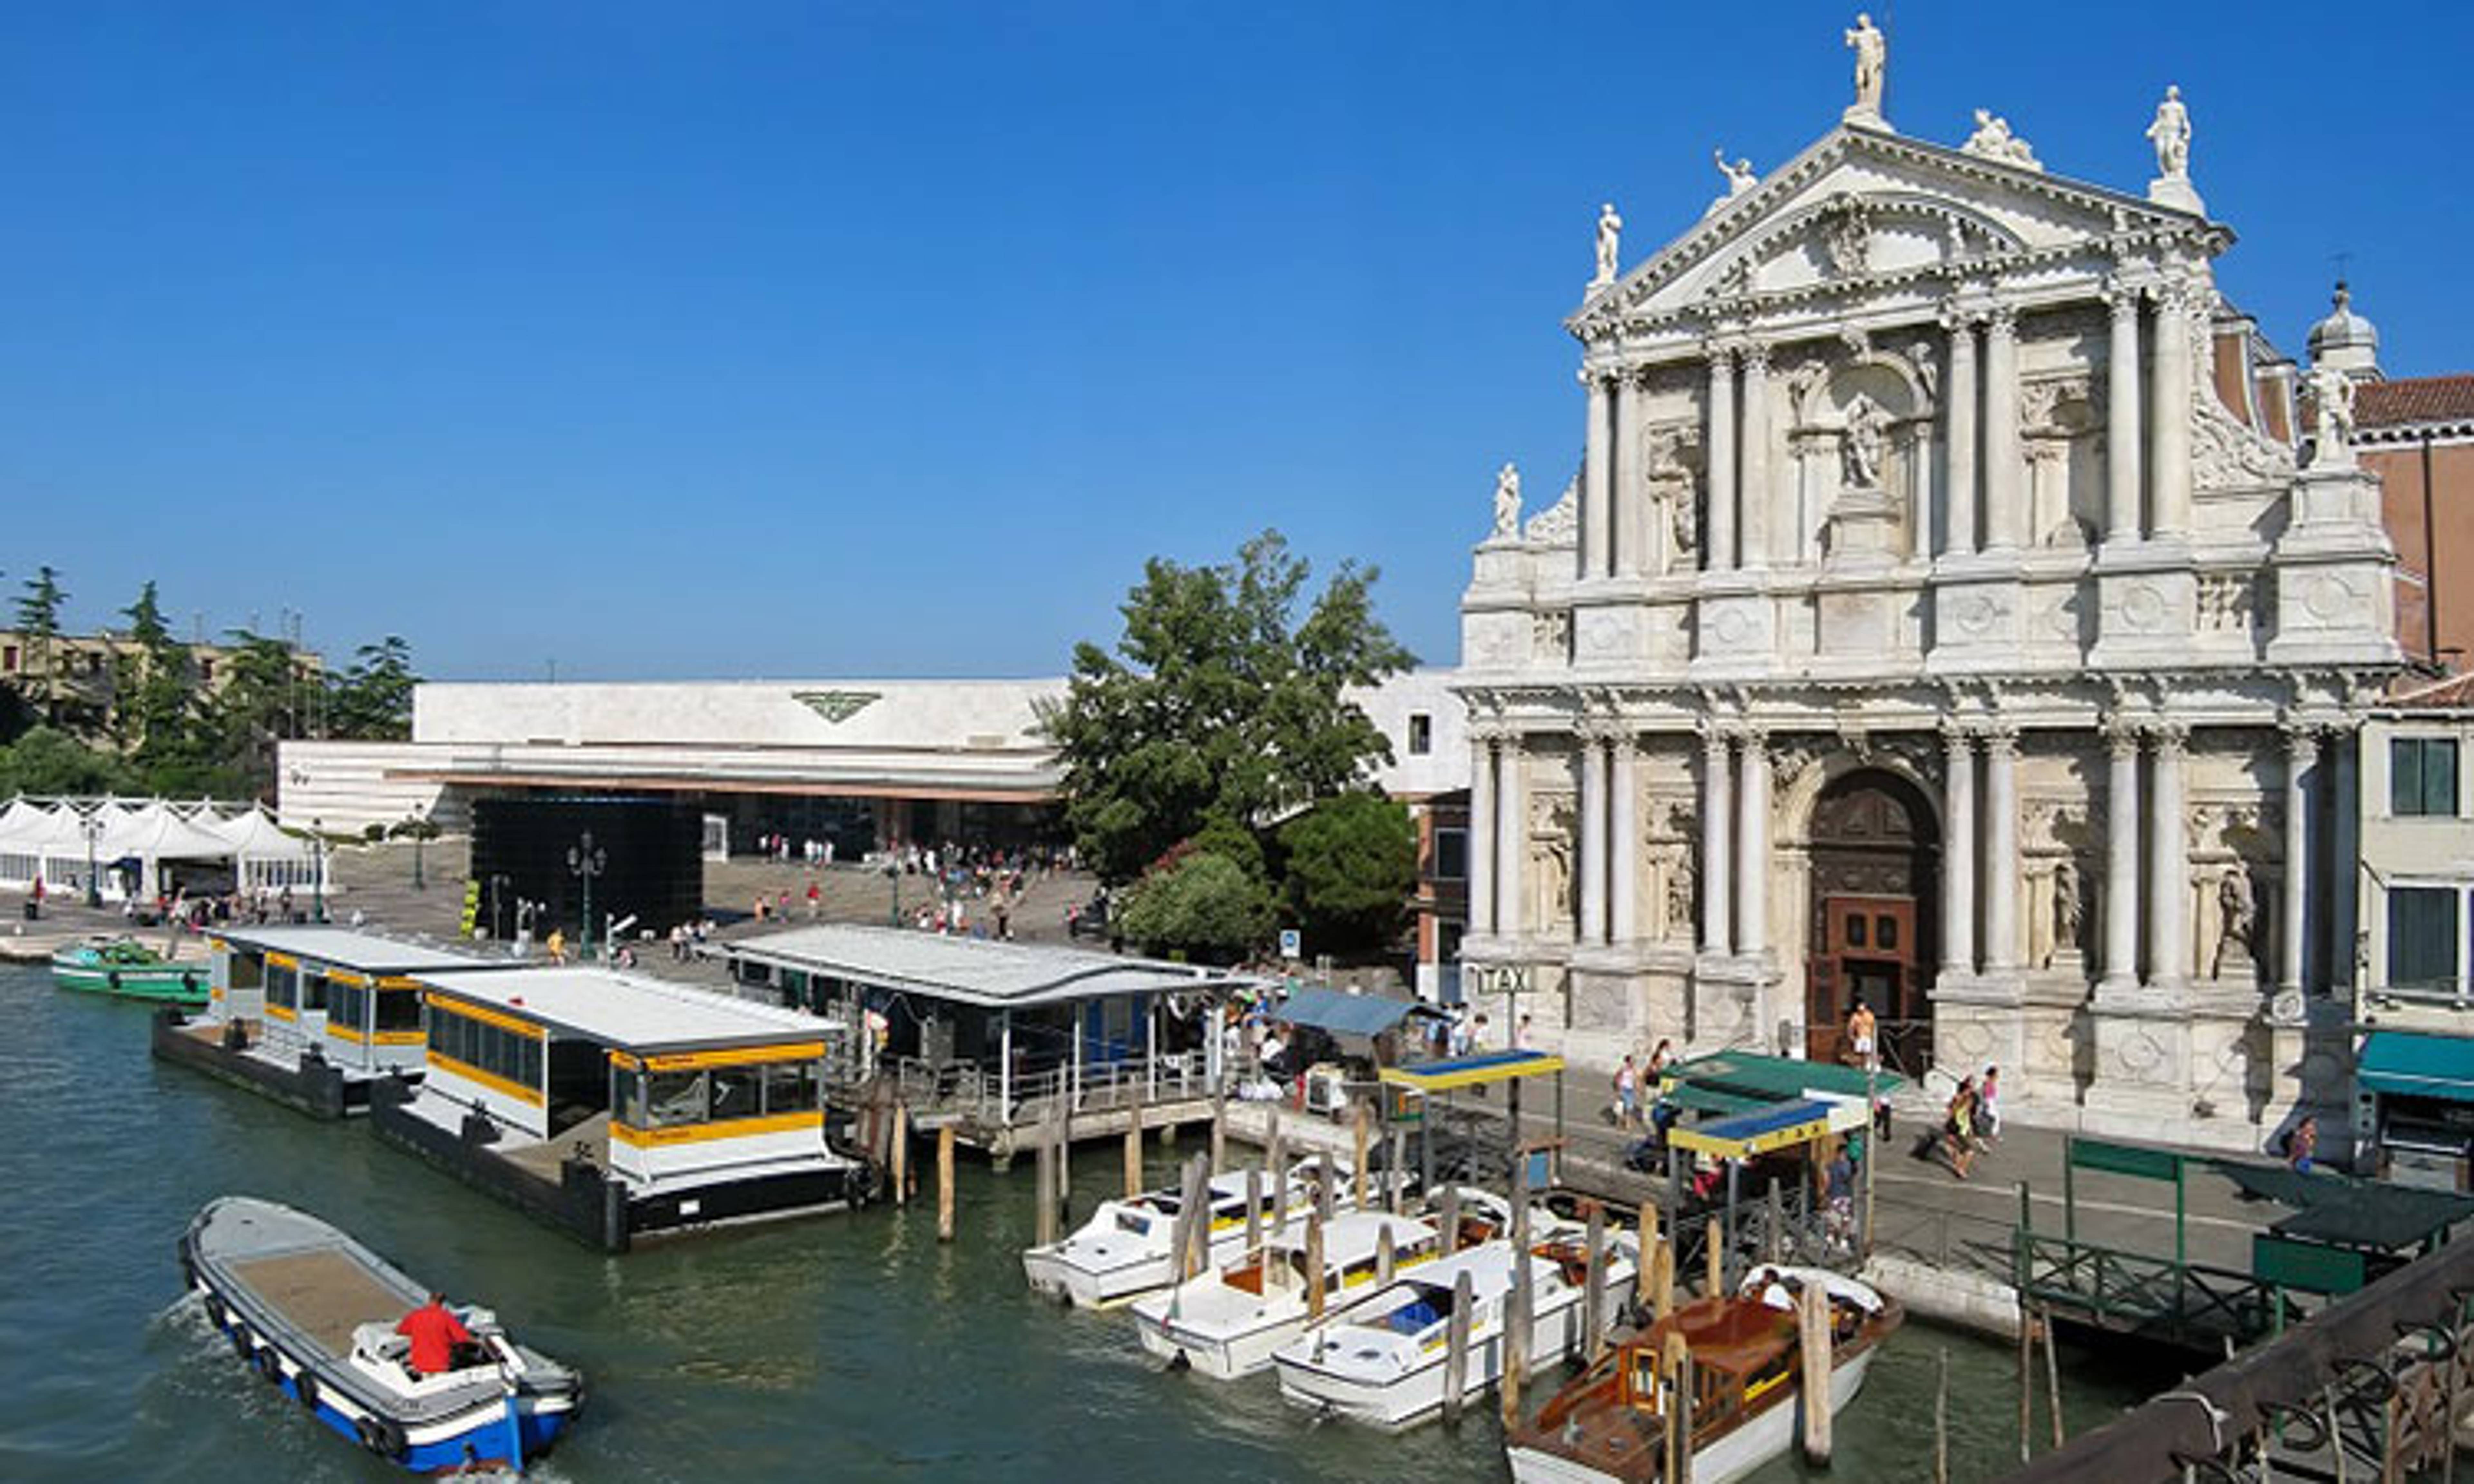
[1456,26,2399,1151]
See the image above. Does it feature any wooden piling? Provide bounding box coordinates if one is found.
[1245,1165,1263,1259]
[936,1124,956,1243]
[1666,1335,1694,1483]
[1584,1202,1608,1365]
[1054,1100,1071,1213]
[1504,1145,1532,1429]
[1765,1180,1782,1263]
[1033,1130,1059,1247]
[1439,1185,1462,1256]
[1387,1127,1406,1214]
[1184,1155,1212,1279]
[1352,1100,1371,1211]
[1317,1155,1336,1224]
[1652,1242,1675,1320]
[1125,1102,1146,1200]
[1637,1201,1660,1310]
[1934,1347,1951,1484]
[1705,1216,1725,1298]
[2018,1298,2034,1462]
[1210,1092,1226,1176]
[1306,1210,1328,1321]
[1443,1269,1474,1426]
[891,1103,909,1207]
[1376,1221,1396,1286]
[1270,1114,1290,1230]
[2041,1304,2064,1450]
[1800,1277,1833,1465]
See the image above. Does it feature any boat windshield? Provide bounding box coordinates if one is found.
[1377,1282,1454,1336]
[1114,1210,1155,1238]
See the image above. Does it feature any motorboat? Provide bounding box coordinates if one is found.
[51,936,205,1005]
[181,1196,583,1471]
[1022,1155,1354,1310]
[1271,1213,1635,1430]
[1502,1263,1902,1484]
[1132,1191,1512,1379]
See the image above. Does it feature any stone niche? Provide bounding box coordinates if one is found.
[1795,353,1932,567]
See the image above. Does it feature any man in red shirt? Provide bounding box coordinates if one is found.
[395,1292,474,1376]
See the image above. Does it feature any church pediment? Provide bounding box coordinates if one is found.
[1571,127,2223,344]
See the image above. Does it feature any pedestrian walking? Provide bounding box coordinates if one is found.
[1613,1054,1640,1129]
[1978,1064,2002,1140]
[1942,1075,1980,1180]
[2287,1114,2320,1174]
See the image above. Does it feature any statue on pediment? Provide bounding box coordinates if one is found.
[1714,150,1758,198]
[1593,202,1623,287]
[1844,13,1887,119]
[1962,109,2042,170]
[1492,462,1522,537]
[2147,85,2191,178]
[1842,393,1887,489]
[2308,364,2357,465]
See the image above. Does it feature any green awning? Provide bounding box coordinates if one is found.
[2209,1157,2474,1253]
[2359,1031,2474,1102]
[1661,1084,1772,1118]
[1659,1051,1904,1105]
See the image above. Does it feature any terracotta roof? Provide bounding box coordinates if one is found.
[2355,374,2474,429]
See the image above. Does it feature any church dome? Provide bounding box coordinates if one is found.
[2308,281,2381,377]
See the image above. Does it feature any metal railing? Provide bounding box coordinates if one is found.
[2013,1229,2286,1348]
[1865,1190,2020,1283]
[888,1052,1211,1128]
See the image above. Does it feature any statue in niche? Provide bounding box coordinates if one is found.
[2052,857,2084,955]
[1593,202,1623,286]
[1666,859,1695,939]
[1492,462,1522,537]
[1909,341,1937,402]
[2215,864,2257,975]
[2147,85,2191,178]
[1841,393,1887,489]
[1844,13,1887,117]
[1533,797,1575,929]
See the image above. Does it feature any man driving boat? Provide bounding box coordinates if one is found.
[396,1292,476,1376]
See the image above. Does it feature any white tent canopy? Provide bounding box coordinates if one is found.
[209,807,325,893]
[0,797,327,901]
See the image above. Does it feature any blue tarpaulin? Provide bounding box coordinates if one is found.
[1274,986,1435,1039]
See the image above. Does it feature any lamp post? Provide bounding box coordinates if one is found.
[311,818,329,922]
[489,873,511,940]
[79,810,104,908]
[409,805,428,892]
[568,831,607,962]
[884,863,902,927]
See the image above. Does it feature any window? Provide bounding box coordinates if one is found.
[613,1066,647,1126]
[1407,713,1433,756]
[429,1005,542,1092]
[328,981,366,1034]
[1847,917,1867,947]
[645,1070,709,1127]
[299,973,330,1014]
[708,1066,762,1122]
[2,644,15,672]
[2390,888,2459,993]
[761,1062,821,1115]
[1433,828,1468,882]
[199,657,214,682]
[266,963,298,1010]
[374,989,422,1033]
[1876,916,1898,951]
[2393,738,2460,817]
[229,951,263,991]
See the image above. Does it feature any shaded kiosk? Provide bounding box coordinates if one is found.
[724,924,1260,1161]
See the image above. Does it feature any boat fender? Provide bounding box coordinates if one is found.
[294,1369,319,1413]
[355,1413,408,1459]
[107,970,122,991]
[254,1346,283,1384]
[182,971,198,992]
[204,1295,229,1331]
[230,1327,255,1361]
[178,1254,198,1293]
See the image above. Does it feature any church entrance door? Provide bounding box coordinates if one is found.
[1805,770,1938,1073]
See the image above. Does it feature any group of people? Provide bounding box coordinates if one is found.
[1939,1065,2002,1180]
[1610,1039,1679,1129]
[751,832,836,867]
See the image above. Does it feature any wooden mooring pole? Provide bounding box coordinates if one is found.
[1584,1202,1608,1366]
[2018,1298,2034,1463]
[1504,1143,1532,1429]
[1244,1166,1263,1258]
[1705,1215,1725,1298]
[1353,1100,1372,1212]
[1443,1269,1474,1426]
[1935,1346,1951,1484]
[891,1102,909,1207]
[1210,1092,1226,1176]
[1306,1209,1327,1321]
[1270,1112,1290,1230]
[1665,1334,1694,1484]
[1801,1278,1833,1465]
[1438,1185,1462,1256]
[1033,1128,1059,1247]
[936,1124,956,1242]
[1637,1200,1659,1313]
[1123,1102,1144,1200]
[2042,1305,2064,1451]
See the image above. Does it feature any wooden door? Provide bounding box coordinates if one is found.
[1808,895,1917,1064]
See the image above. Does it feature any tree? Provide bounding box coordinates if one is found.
[1041,531,1413,883]
[12,566,68,726]
[196,628,312,797]
[0,726,135,796]
[328,635,419,740]
[112,580,198,766]
[1277,791,1418,956]
[1115,850,1275,963]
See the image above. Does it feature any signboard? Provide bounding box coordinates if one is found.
[1279,928,1301,960]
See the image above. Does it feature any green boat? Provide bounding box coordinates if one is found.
[50,937,209,1005]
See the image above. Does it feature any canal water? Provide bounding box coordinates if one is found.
[0,965,2163,1482]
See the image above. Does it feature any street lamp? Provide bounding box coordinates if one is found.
[489,873,511,940]
[311,818,329,922]
[79,810,104,908]
[884,863,901,927]
[568,831,607,961]
[408,805,428,892]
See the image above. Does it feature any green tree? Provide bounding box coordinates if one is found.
[1116,850,1275,963]
[0,725,135,796]
[12,566,69,726]
[1041,531,1413,884]
[197,629,312,796]
[112,580,199,767]
[1276,790,1418,956]
[327,635,419,740]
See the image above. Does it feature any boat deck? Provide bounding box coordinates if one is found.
[501,1114,613,1181]
[231,1248,408,1358]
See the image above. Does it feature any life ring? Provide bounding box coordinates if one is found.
[295,1369,320,1412]
[254,1346,283,1384]
[355,1413,408,1459]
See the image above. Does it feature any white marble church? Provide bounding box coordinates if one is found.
[1456,20,2399,1150]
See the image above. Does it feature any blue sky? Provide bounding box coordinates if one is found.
[5,1,2466,681]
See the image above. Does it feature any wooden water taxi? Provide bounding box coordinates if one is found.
[50,936,205,1005]
[181,1195,582,1473]
[1503,1264,1901,1484]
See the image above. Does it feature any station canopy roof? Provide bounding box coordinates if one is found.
[1272,985,1442,1039]
[2207,1158,2474,1253]
[1668,1097,1870,1159]
[728,924,1258,1009]
[1380,1049,1565,1093]
[417,966,838,1056]
[213,926,499,975]
[1660,1051,1904,1105]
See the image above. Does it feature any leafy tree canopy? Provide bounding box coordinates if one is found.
[1115,850,1274,964]
[1042,531,1412,884]
[1277,790,1417,956]
[0,726,136,796]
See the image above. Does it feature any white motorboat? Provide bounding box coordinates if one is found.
[1271,1215,1635,1430]
[1022,1156,1352,1310]
[1131,1191,1512,1380]
[1503,1262,1903,1484]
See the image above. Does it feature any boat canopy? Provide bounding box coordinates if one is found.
[1658,1050,1904,1107]
[1273,985,1442,1039]
[1378,1048,1565,1093]
[1665,1097,1870,1160]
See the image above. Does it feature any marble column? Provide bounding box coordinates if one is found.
[2105,285,2144,543]
[1498,733,1527,941]
[1739,344,1771,569]
[2146,726,2190,989]
[1982,306,2023,550]
[1701,731,1733,955]
[1942,312,1979,556]
[1737,732,1771,961]
[1468,735,1497,937]
[1610,734,1639,945]
[1705,346,1738,572]
[1582,370,1613,579]
[1942,729,1977,976]
[1983,728,2021,971]
[2149,283,2194,539]
[1578,733,1608,946]
[2103,728,2142,988]
[1612,371,1642,577]
[2327,731,2359,990]
[2281,728,2317,997]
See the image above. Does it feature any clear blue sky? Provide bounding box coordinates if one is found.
[5,1,2466,681]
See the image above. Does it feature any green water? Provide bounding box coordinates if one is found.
[0,966,2159,1481]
